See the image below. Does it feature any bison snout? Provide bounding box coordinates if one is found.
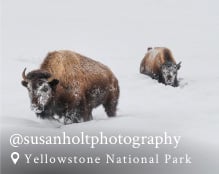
[167,75,172,80]
[31,104,43,113]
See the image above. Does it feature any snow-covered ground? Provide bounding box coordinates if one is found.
[1,0,219,174]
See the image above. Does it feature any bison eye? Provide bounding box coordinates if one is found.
[38,81,44,86]
[42,86,49,92]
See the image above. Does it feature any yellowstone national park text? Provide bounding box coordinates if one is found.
[24,153,192,165]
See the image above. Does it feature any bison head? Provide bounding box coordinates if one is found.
[21,68,59,114]
[160,61,181,86]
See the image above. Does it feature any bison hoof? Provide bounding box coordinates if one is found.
[64,117,74,125]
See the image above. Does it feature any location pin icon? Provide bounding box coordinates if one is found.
[11,152,19,165]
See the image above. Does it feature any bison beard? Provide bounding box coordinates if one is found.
[21,50,120,125]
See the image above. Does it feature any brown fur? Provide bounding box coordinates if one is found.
[23,50,120,124]
[140,47,176,76]
[41,50,117,95]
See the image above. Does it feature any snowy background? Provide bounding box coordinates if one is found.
[1,0,219,174]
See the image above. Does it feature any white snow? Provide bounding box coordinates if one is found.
[1,0,219,174]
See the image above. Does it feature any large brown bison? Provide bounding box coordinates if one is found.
[21,50,120,124]
[140,47,181,87]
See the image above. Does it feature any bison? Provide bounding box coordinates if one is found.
[21,50,120,124]
[140,47,181,87]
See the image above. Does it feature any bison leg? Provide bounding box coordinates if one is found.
[103,95,118,117]
[82,108,92,122]
[173,77,179,87]
[87,108,93,121]
[82,104,94,122]
[64,116,74,125]
[78,97,92,122]
[157,71,164,84]
[64,116,80,124]
[64,109,82,124]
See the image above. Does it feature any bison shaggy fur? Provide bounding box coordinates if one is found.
[140,47,181,87]
[21,50,120,124]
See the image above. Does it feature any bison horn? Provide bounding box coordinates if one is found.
[147,47,152,51]
[22,67,27,80]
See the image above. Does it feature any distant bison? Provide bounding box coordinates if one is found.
[140,47,181,87]
[21,50,120,124]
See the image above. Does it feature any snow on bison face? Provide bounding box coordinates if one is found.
[161,61,181,86]
[26,79,52,113]
[21,68,59,114]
